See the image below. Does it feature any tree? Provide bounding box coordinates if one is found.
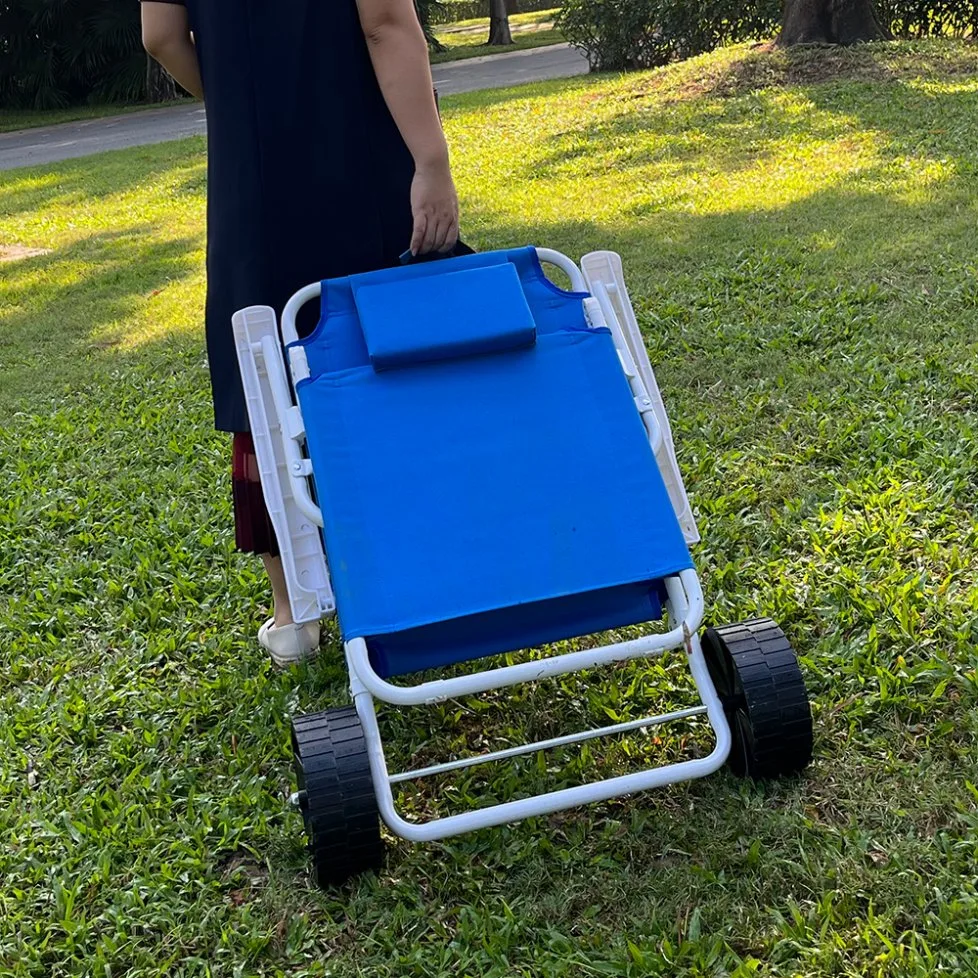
[415,0,446,52]
[488,0,515,44]
[146,59,178,103]
[779,0,893,44]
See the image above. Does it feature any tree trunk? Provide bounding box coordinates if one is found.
[505,0,520,13]
[145,56,177,102]
[779,0,893,45]
[488,0,514,45]
[416,0,445,53]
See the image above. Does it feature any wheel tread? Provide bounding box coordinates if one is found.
[702,617,813,779]
[291,708,384,887]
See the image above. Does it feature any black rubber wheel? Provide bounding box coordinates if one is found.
[702,618,813,779]
[291,706,384,887]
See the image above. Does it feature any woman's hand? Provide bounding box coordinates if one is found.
[410,158,459,256]
[357,0,460,254]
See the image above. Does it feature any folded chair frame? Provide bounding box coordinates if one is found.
[232,249,813,886]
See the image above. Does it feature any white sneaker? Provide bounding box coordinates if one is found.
[258,617,321,669]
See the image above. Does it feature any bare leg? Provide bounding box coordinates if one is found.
[258,554,320,666]
[262,554,294,627]
[242,438,293,628]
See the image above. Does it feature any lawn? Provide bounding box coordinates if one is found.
[431,9,562,64]
[2,38,978,978]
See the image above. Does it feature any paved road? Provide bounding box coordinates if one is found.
[0,45,589,172]
[0,105,208,172]
[433,43,587,96]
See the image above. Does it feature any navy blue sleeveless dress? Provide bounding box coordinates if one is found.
[156,0,457,432]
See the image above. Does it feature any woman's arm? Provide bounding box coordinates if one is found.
[141,2,203,100]
[357,0,459,255]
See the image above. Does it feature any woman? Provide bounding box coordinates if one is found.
[141,0,463,666]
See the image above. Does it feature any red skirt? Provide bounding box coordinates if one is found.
[232,433,279,557]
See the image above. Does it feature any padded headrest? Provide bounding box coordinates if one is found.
[353,263,537,371]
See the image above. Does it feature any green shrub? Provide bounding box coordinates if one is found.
[556,0,778,72]
[880,0,977,35]
[0,0,145,109]
[417,0,446,49]
[557,0,976,73]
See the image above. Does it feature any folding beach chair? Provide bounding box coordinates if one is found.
[233,247,813,886]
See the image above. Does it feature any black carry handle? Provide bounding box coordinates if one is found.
[399,240,476,266]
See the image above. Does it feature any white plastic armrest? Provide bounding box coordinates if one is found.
[231,305,335,623]
[590,279,664,454]
[581,251,700,545]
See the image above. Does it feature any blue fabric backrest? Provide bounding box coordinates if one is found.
[355,263,537,370]
[292,246,589,377]
[294,247,695,676]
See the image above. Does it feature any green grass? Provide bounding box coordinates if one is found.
[439,8,558,32]
[3,37,978,978]
[0,100,191,135]
[431,10,562,63]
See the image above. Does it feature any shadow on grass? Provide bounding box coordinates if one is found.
[0,137,207,223]
[467,174,976,297]
[526,90,857,183]
[523,43,978,194]
[0,226,201,419]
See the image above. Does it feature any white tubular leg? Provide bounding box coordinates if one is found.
[389,705,710,784]
[351,630,731,843]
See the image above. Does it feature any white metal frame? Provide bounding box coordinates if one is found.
[231,249,729,842]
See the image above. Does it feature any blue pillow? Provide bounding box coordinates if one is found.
[353,263,537,371]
